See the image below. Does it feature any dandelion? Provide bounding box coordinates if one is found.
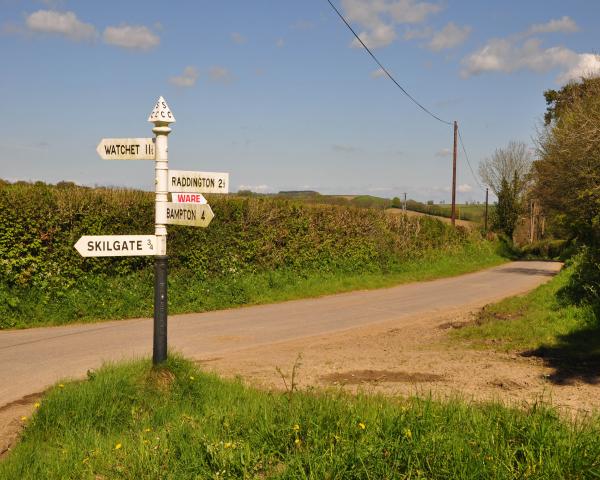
[115,443,122,450]
[58,384,64,388]
[403,428,412,440]
[224,442,233,449]
[34,402,41,409]
[358,422,366,430]
[292,424,300,431]
[20,416,27,422]
[144,428,151,433]
[294,438,301,446]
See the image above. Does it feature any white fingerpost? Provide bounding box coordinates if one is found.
[148,96,176,364]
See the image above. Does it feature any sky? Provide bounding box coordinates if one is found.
[1,0,599,202]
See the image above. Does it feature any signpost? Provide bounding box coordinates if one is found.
[75,235,157,257]
[162,203,214,227]
[168,170,229,194]
[76,95,228,365]
[96,138,155,160]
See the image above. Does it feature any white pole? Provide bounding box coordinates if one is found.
[148,96,175,364]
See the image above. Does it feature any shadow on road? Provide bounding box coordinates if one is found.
[495,267,558,277]
[521,316,600,385]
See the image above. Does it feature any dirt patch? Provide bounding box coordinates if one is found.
[200,307,600,417]
[320,369,442,385]
[0,392,44,459]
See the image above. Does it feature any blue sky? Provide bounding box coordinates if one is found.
[1,0,599,202]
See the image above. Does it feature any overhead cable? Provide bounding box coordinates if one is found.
[325,0,453,126]
[457,127,484,190]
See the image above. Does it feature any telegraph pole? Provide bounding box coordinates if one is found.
[403,192,407,212]
[451,121,458,226]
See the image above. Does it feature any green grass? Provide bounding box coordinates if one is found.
[451,264,596,353]
[3,357,599,479]
[0,241,506,329]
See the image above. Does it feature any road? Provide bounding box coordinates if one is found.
[0,261,560,407]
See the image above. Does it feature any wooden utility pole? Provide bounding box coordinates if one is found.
[403,192,407,212]
[451,120,457,226]
[484,187,489,232]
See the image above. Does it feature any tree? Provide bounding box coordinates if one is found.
[543,76,600,125]
[391,197,402,208]
[478,141,532,197]
[479,141,532,238]
[534,76,600,305]
[534,77,600,246]
[493,175,520,238]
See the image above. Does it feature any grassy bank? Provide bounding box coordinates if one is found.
[451,260,600,383]
[3,356,599,479]
[451,263,594,352]
[1,240,505,329]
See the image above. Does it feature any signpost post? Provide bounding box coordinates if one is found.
[148,96,175,365]
[79,96,228,365]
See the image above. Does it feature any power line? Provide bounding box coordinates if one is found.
[457,127,484,190]
[325,0,452,126]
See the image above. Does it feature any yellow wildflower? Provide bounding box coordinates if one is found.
[292,424,300,431]
[189,376,195,380]
[115,443,122,450]
[294,438,301,446]
[358,422,366,430]
[20,416,27,422]
[403,428,412,440]
[144,428,151,433]
[224,442,233,449]
[58,384,64,388]
[34,402,41,409]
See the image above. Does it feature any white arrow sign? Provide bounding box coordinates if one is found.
[75,235,157,257]
[168,170,229,194]
[96,138,155,160]
[160,203,214,227]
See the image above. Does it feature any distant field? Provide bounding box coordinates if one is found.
[386,208,476,229]
[404,201,490,223]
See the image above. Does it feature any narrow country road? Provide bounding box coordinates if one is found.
[0,261,560,407]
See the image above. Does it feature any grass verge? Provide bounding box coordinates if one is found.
[451,262,600,384]
[1,240,506,329]
[2,356,599,479]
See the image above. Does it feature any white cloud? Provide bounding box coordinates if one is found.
[208,66,233,84]
[403,26,432,40]
[275,38,285,48]
[461,17,596,83]
[231,32,246,44]
[557,53,600,84]
[169,66,199,88]
[457,184,472,193]
[435,148,451,157]
[461,36,600,83]
[25,10,96,41]
[528,16,579,35]
[103,24,159,50]
[371,67,386,78]
[352,23,396,49]
[428,22,471,51]
[341,0,442,49]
